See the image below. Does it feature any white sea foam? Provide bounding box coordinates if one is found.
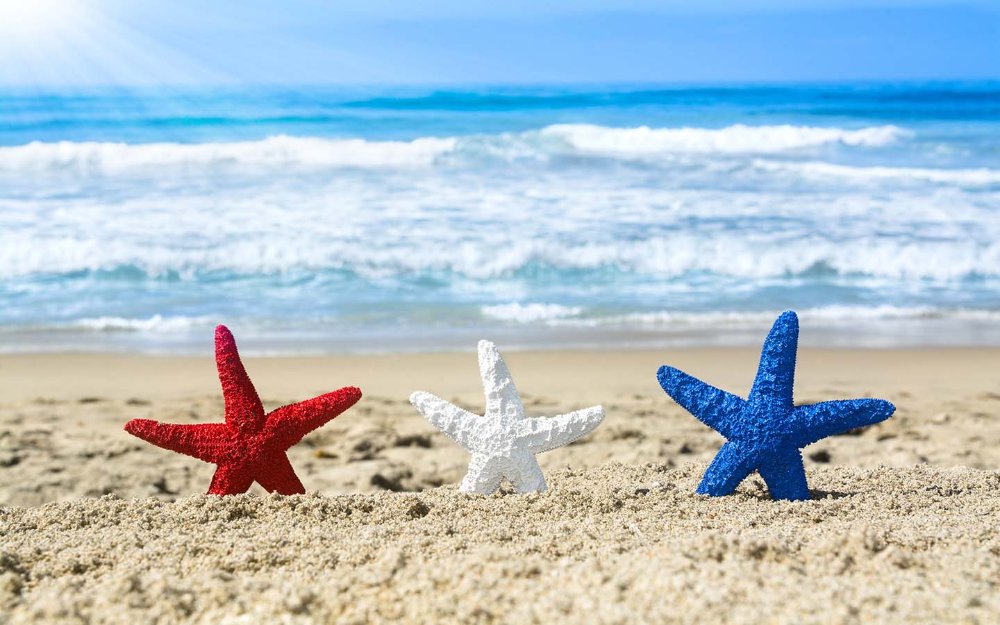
[0,135,458,173]
[0,123,909,174]
[1,223,997,281]
[73,315,214,332]
[754,160,1000,185]
[538,306,1000,328]
[539,123,906,155]
[43,306,1000,336]
[481,303,584,323]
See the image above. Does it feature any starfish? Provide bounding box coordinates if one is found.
[410,340,604,494]
[124,325,361,495]
[657,310,895,501]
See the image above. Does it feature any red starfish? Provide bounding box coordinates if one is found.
[125,325,361,495]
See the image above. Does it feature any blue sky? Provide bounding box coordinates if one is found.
[0,1,996,85]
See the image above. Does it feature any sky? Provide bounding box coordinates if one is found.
[0,0,996,86]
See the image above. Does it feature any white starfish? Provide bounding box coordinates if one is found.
[409,340,605,494]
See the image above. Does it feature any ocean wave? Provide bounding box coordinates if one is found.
[601,306,1000,327]
[17,306,1000,337]
[754,160,1000,185]
[72,315,214,332]
[481,303,584,323]
[0,135,457,173]
[539,123,906,155]
[1,234,997,281]
[0,123,907,173]
[481,305,1000,328]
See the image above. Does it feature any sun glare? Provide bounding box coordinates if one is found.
[0,0,81,37]
[0,0,220,85]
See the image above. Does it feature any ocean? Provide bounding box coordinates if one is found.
[0,82,997,353]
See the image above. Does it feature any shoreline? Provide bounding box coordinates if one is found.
[2,314,999,356]
[2,346,997,506]
[1,345,997,401]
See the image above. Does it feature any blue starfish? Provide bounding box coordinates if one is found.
[657,310,895,501]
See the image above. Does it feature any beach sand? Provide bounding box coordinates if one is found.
[1,347,999,623]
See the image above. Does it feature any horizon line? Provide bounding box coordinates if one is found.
[2,77,999,91]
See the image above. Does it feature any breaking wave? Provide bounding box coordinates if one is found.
[1,233,996,281]
[539,123,906,155]
[39,306,1000,335]
[0,135,457,173]
[754,159,1000,185]
[72,315,215,333]
[0,123,908,173]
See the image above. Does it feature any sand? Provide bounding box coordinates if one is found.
[1,347,999,623]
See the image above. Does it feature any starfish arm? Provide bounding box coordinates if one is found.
[215,325,266,434]
[477,340,523,418]
[124,419,231,464]
[253,452,306,495]
[266,386,362,449]
[410,391,480,451]
[506,455,548,493]
[757,447,810,501]
[748,311,799,410]
[790,398,896,447]
[657,366,746,439]
[516,406,605,453]
[696,441,757,497]
[460,454,504,494]
[207,464,255,495]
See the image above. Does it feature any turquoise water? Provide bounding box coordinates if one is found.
[1,83,998,352]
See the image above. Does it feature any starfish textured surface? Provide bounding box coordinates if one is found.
[124,325,361,495]
[657,311,896,501]
[410,340,605,494]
